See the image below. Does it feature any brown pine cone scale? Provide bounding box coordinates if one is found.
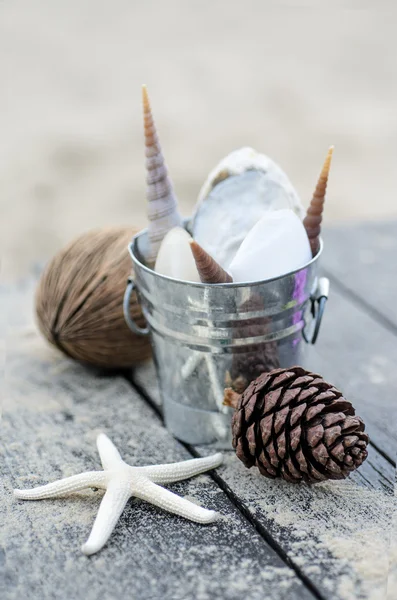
[230,366,369,484]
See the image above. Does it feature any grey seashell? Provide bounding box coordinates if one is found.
[189,147,304,269]
[142,85,182,266]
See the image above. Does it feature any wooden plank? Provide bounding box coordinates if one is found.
[4,225,396,600]
[387,473,397,599]
[310,224,397,461]
[204,446,394,600]
[0,322,314,599]
[134,361,394,600]
[322,222,397,330]
[308,287,397,461]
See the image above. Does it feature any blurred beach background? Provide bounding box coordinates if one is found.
[1,0,396,279]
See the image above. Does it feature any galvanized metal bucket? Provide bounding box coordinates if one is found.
[124,227,329,447]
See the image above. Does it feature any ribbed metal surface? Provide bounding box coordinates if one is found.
[128,228,325,446]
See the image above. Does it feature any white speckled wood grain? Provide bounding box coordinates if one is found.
[0,278,313,600]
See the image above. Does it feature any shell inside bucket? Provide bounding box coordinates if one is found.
[127,227,324,447]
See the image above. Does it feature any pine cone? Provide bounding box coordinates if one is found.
[228,344,280,393]
[228,296,280,394]
[225,366,369,483]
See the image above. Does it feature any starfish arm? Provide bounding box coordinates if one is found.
[96,434,124,470]
[138,453,223,484]
[81,479,131,556]
[134,480,219,524]
[14,471,107,500]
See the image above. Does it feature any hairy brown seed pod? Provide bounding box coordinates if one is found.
[36,227,152,368]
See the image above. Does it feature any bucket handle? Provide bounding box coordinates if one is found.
[123,276,150,336]
[303,277,329,345]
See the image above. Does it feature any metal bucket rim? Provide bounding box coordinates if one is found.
[128,227,323,289]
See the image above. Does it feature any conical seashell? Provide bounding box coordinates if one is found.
[155,227,200,282]
[303,146,334,256]
[189,240,233,283]
[142,85,182,266]
[190,147,304,269]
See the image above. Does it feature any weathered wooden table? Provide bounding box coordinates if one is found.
[1,222,396,600]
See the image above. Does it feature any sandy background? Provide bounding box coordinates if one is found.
[1,1,396,279]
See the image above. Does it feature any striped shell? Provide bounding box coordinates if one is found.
[303,146,334,256]
[142,85,182,266]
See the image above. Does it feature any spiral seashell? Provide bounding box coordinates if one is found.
[189,240,233,283]
[303,146,334,256]
[142,84,182,266]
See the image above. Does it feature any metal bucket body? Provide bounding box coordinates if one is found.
[126,228,328,447]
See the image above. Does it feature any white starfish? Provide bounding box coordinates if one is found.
[14,434,223,556]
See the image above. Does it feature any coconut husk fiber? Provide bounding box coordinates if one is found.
[36,227,152,368]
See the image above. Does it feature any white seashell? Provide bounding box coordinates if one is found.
[190,147,304,269]
[142,85,183,266]
[228,209,312,283]
[154,227,200,282]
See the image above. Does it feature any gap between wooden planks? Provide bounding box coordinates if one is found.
[132,356,394,600]
[0,276,316,600]
[2,244,396,600]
